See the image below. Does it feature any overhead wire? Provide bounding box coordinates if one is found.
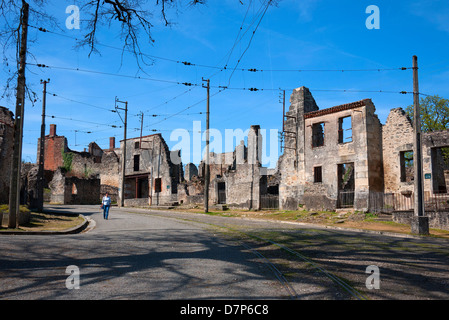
[45,114,122,128]
[29,24,413,75]
[227,0,272,86]
[146,88,226,128]
[47,91,116,113]
[30,62,416,95]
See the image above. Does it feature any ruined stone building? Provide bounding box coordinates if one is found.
[0,106,14,204]
[0,106,38,210]
[39,124,120,205]
[383,108,449,200]
[180,125,277,210]
[278,87,383,212]
[278,86,449,214]
[119,133,183,207]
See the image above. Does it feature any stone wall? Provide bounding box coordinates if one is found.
[302,100,381,211]
[382,108,449,197]
[184,163,198,181]
[393,210,449,231]
[119,133,183,206]
[278,88,384,212]
[177,174,203,205]
[0,106,14,204]
[39,124,121,203]
[382,108,415,194]
[69,147,120,202]
[423,130,449,194]
[49,168,100,204]
[278,87,319,210]
[223,125,263,209]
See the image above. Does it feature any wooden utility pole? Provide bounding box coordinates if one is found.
[9,1,29,228]
[411,55,429,235]
[36,78,49,212]
[203,78,210,213]
[116,98,128,207]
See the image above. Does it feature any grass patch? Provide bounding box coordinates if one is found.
[0,209,84,232]
[22,212,84,231]
[0,204,30,215]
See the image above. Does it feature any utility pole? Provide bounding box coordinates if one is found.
[36,78,49,212]
[202,78,210,213]
[9,1,29,228]
[411,55,429,235]
[116,98,128,207]
[139,111,144,148]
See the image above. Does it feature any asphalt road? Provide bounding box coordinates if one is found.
[1,205,449,301]
[0,205,294,300]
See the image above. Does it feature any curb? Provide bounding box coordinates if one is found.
[0,214,90,235]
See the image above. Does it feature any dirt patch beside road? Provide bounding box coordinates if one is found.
[175,207,449,239]
[0,211,84,232]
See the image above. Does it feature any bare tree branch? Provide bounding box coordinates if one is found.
[0,0,277,102]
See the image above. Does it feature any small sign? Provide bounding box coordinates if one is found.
[424,173,431,179]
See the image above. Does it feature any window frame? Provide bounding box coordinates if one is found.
[338,116,353,144]
[314,166,323,183]
[312,122,325,148]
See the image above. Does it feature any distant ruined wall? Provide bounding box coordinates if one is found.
[278,87,319,210]
[0,106,14,204]
[49,168,100,205]
[382,108,415,194]
[224,125,263,210]
[119,134,183,206]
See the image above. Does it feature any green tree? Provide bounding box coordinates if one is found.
[406,95,449,132]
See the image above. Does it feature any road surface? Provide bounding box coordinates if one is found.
[1,205,449,301]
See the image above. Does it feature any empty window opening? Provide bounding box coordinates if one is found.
[314,166,323,183]
[338,116,352,143]
[431,147,449,193]
[312,122,325,148]
[338,163,355,208]
[400,151,414,183]
[133,155,140,171]
[135,141,140,149]
[154,178,162,193]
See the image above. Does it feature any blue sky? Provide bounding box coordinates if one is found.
[1,0,448,168]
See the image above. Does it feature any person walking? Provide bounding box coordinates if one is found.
[101,192,112,220]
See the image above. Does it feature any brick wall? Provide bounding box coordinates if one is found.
[38,124,68,171]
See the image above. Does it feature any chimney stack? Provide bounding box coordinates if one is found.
[109,137,116,150]
[49,124,56,137]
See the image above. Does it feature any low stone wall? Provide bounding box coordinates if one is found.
[124,198,150,207]
[393,210,449,231]
[302,193,336,212]
[185,195,203,205]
